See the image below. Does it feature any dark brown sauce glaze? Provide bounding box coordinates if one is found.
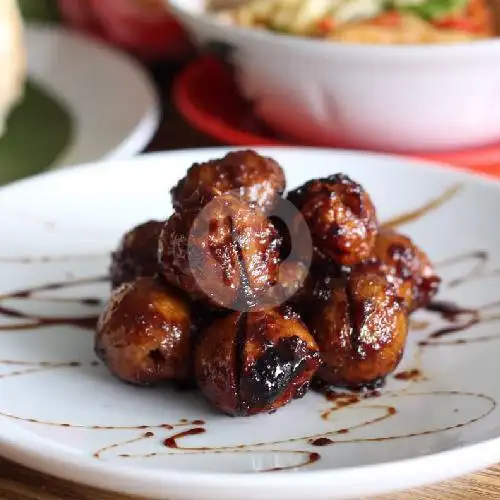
[325,392,361,404]
[117,447,320,473]
[0,307,100,332]
[0,404,201,431]
[394,369,422,381]
[330,395,490,445]
[94,431,156,458]
[420,302,500,345]
[381,184,462,230]
[418,251,500,345]
[409,319,430,331]
[324,389,381,404]
[427,319,479,341]
[0,275,108,332]
[121,390,493,459]
[102,423,321,472]
[2,371,489,465]
[0,253,110,264]
[421,302,500,345]
[311,392,494,447]
[0,239,498,469]
[264,452,320,472]
[0,360,83,380]
[311,437,334,446]
[164,427,207,448]
[0,362,202,431]
[426,301,478,322]
[437,250,498,289]
[0,275,109,301]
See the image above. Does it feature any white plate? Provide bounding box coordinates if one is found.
[1,147,500,500]
[26,23,159,167]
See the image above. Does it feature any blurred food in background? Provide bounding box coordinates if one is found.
[209,0,494,43]
[18,0,61,22]
[58,0,193,61]
[0,0,26,138]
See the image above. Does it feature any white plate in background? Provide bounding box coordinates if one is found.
[26,23,160,168]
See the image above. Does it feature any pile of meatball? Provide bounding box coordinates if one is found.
[95,150,440,417]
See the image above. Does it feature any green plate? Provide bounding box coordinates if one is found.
[0,80,74,186]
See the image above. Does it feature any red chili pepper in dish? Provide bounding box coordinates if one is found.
[317,17,336,34]
[432,0,494,35]
[432,15,476,31]
[370,11,402,26]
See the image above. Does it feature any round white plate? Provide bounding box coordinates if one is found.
[1,147,500,500]
[26,23,159,167]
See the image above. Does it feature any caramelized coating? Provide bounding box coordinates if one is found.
[288,250,344,316]
[98,153,440,416]
[95,277,193,385]
[195,307,321,416]
[288,174,378,266]
[159,194,281,310]
[171,150,286,213]
[308,269,408,389]
[365,227,441,312]
[266,260,310,307]
[110,220,163,289]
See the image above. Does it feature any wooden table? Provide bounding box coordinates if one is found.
[2,62,500,500]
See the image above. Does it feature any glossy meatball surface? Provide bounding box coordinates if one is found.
[110,220,163,289]
[286,250,344,316]
[95,276,193,385]
[195,307,321,416]
[288,174,378,266]
[365,228,441,312]
[171,150,286,213]
[159,194,281,310]
[308,269,408,389]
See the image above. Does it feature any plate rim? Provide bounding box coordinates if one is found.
[24,22,160,169]
[2,146,500,195]
[1,146,500,498]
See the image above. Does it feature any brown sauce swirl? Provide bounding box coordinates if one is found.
[1,210,499,470]
[393,369,422,381]
[0,275,107,332]
[381,184,462,229]
[164,428,207,449]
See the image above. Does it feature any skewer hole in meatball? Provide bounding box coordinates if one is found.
[307,268,408,390]
[159,193,282,311]
[195,306,321,416]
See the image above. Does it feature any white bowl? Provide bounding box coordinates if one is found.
[168,0,500,152]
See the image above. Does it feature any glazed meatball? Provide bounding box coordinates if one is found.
[95,276,193,385]
[266,260,310,308]
[307,269,408,389]
[159,193,281,310]
[286,250,344,316]
[195,307,321,416]
[171,150,286,213]
[110,220,163,289]
[288,174,378,266]
[364,227,441,312]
